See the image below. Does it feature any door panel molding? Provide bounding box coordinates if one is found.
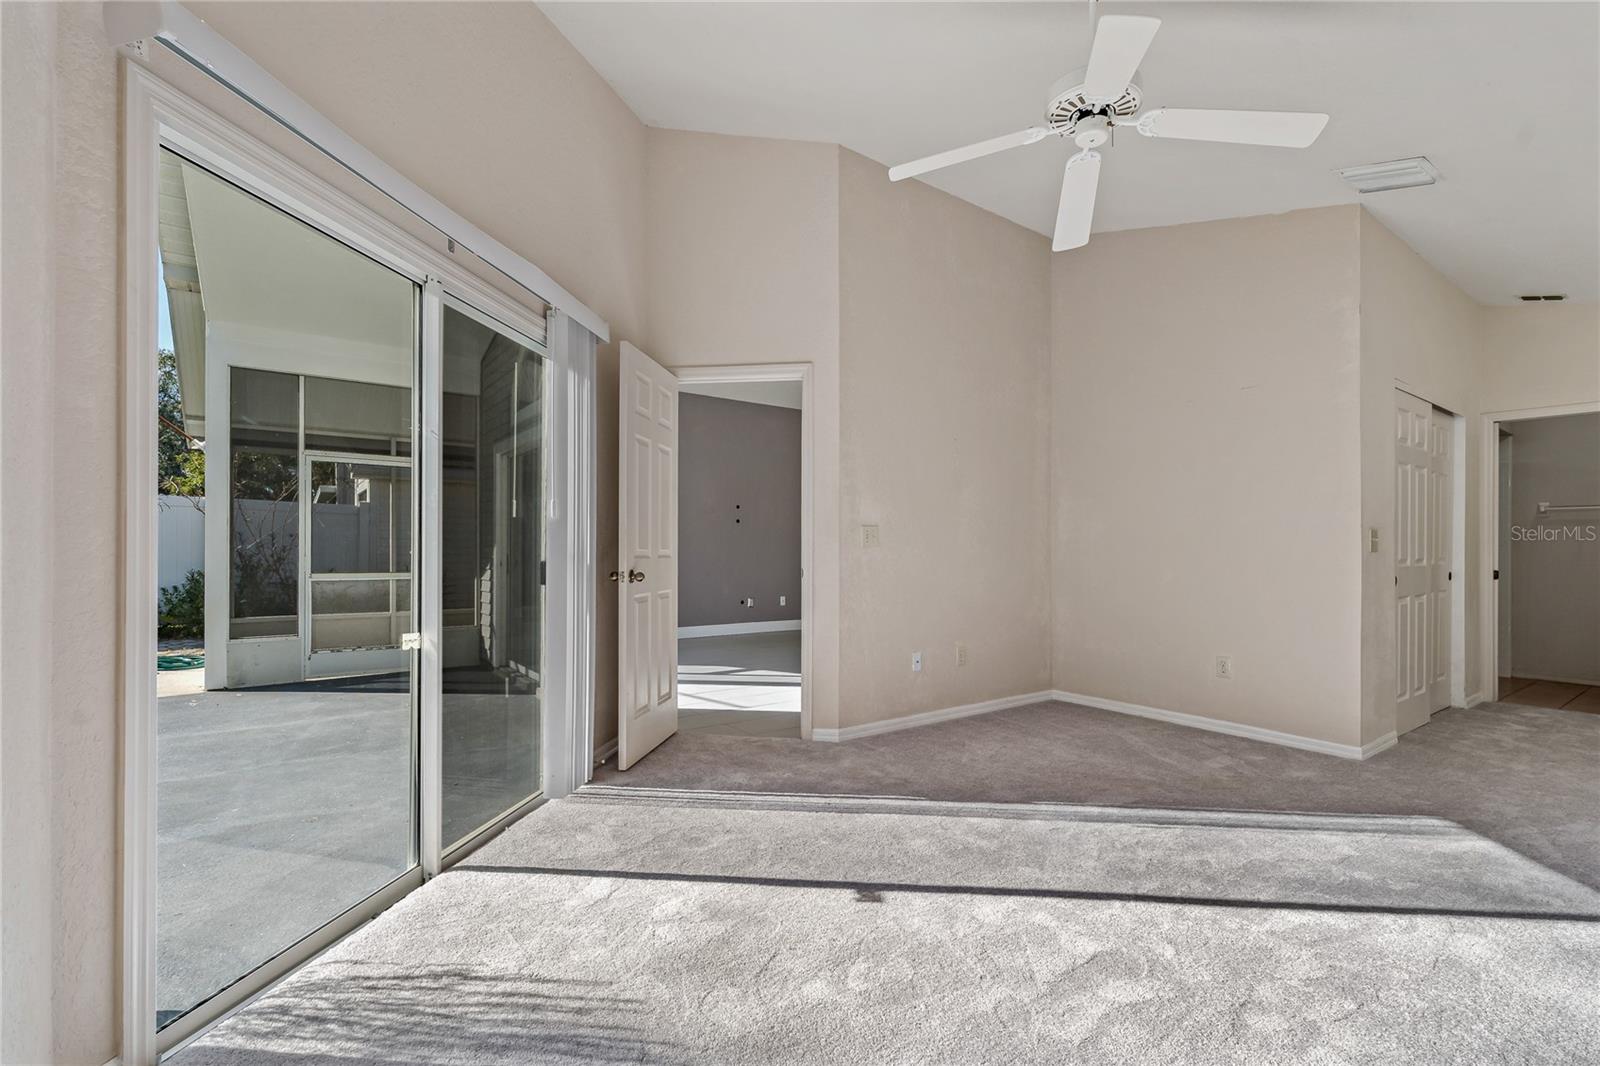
[617,343,680,769]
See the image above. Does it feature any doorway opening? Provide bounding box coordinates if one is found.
[1490,410,1600,713]
[676,367,812,740]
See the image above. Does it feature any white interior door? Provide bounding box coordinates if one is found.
[1395,388,1442,734]
[1427,408,1453,713]
[616,342,679,769]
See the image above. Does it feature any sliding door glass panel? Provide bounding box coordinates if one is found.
[441,302,546,848]
[308,459,412,574]
[154,148,418,1031]
[229,368,299,639]
[305,375,412,455]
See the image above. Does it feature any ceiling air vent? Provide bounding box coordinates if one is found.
[1518,294,1567,302]
[1335,157,1439,193]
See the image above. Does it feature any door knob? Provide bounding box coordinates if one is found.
[629,569,646,583]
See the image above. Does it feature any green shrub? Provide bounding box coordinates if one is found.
[158,569,205,639]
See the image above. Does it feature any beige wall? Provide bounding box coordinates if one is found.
[1480,304,1600,413]
[1,4,123,1062]
[642,128,842,730]
[838,148,1052,727]
[1051,207,1366,748]
[1358,210,1484,744]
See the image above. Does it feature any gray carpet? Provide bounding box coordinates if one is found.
[174,699,1600,1064]
[598,699,1600,890]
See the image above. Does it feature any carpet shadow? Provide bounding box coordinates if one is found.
[183,962,686,1065]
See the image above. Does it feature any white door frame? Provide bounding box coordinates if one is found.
[121,64,593,1063]
[299,449,413,677]
[1478,400,1600,700]
[674,364,815,741]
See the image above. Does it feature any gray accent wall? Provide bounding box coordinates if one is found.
[679,392,801,627]
[1505,412,1600,684]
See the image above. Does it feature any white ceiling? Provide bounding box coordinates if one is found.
[543,1,1599,305]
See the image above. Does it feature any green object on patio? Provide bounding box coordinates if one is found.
[158,654,205,671]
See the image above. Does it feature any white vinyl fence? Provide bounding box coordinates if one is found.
[158,495,205,593]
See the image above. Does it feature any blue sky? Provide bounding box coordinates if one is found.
[157,264,175,351]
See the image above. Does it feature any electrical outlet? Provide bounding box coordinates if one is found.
[911,651,922,673]
[861,524,880,549]
[956,643,968,667]
[1214,655,1233,680]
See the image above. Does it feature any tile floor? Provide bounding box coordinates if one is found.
[1498,676,1600,713]
[678,630,801,738]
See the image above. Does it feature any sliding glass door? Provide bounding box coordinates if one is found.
[151,149,551,1040]
[440,301,547,850]
[155,148,421,1031]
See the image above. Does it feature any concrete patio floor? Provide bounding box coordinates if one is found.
[157,671,539,1024]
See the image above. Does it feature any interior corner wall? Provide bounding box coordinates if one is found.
[837,148,1052,730]
[1051,206,1366,749]
[1357,209,1485,744]
[642,127,843,730]
[0,3,121,1063]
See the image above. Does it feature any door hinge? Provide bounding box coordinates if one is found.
[1493,568,1500,580]
[1447,570,1452,581]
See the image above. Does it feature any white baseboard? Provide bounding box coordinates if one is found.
[812,691,1055,742]
[812,687,1389,759]
[1463,690,1485,709]
[678,619,801,639]
[1359,731,1398,759]
[1050,689,1382,760]
[1501,671,1600,688]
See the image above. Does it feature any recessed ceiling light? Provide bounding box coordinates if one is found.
[1335,157,1439,194]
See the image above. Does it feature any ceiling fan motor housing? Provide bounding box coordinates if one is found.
[1046,68,1142,139]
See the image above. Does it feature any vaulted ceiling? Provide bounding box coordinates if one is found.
[543,1,1599,305]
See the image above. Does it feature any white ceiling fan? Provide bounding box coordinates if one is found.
[888,4,1329,252]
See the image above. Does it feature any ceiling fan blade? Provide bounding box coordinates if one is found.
[888,127,1050,182]
[1135,108,1329,148]
[1081,15,1161,101]
[1053,150,1102,252]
